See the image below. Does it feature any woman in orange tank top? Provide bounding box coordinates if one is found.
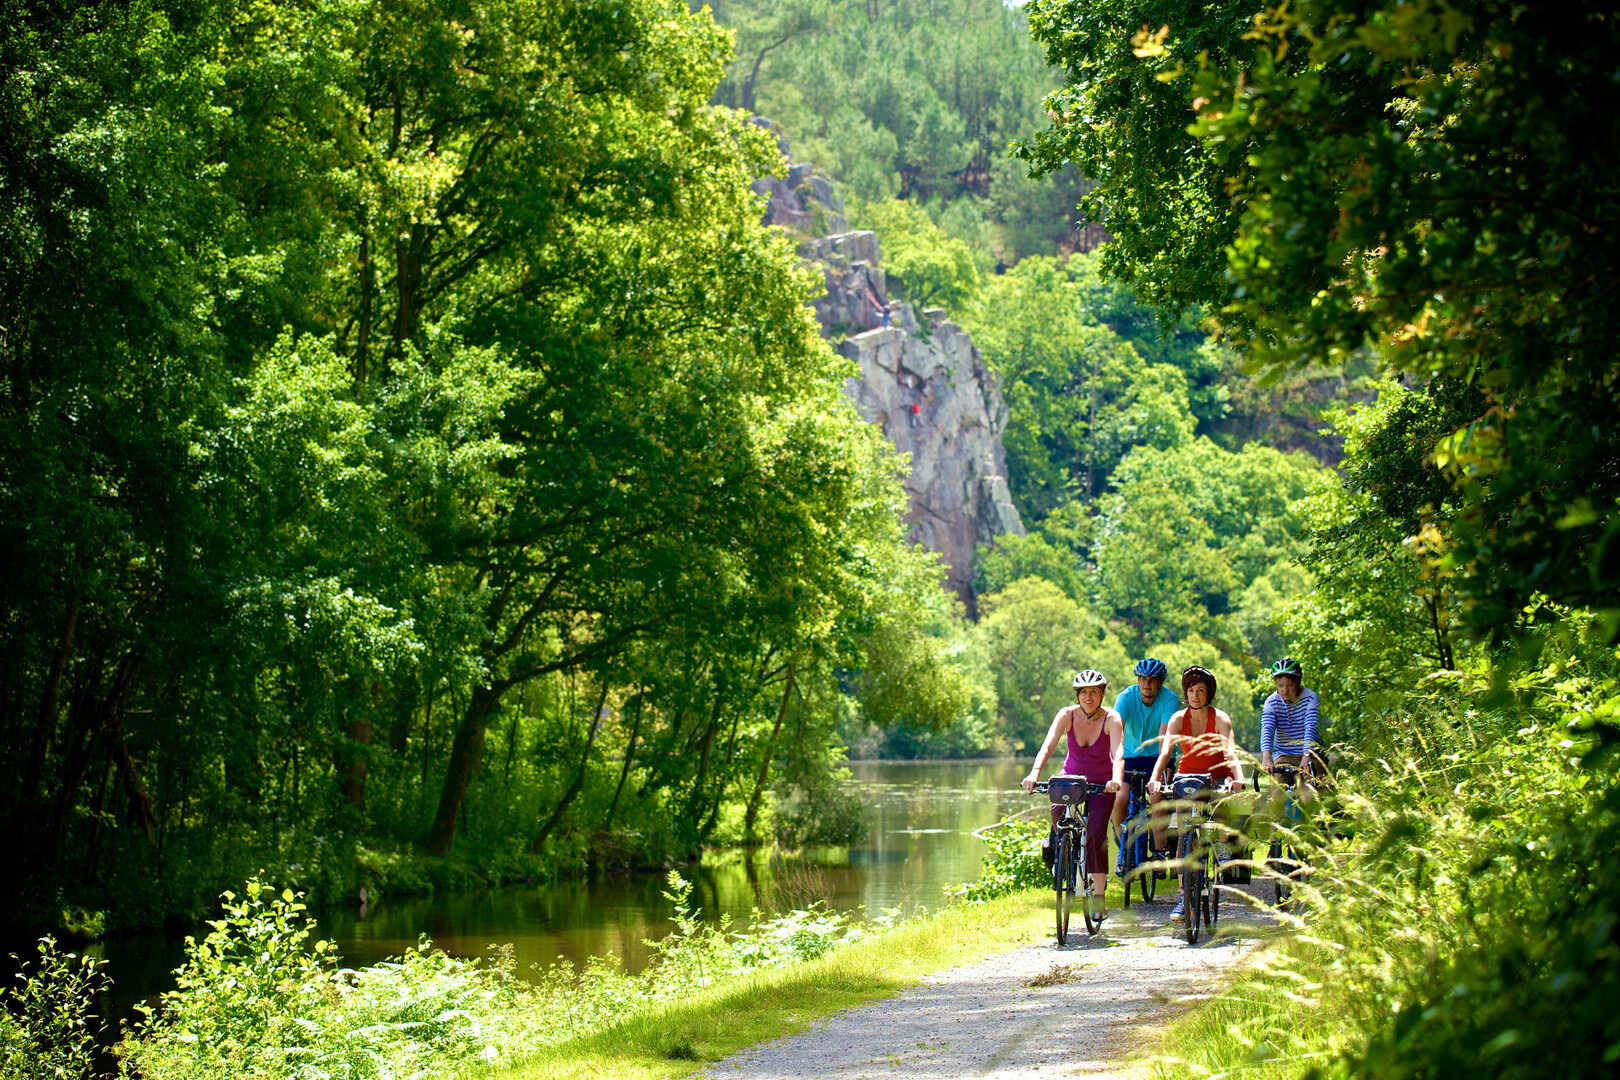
[1146,666,1246,924]
[1147,666,1246,794]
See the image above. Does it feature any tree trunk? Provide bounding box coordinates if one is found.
[683,687,726,825]
[531,678,609,854]
[355,201,374,383]
[426,684,498,856]
[744,665,795,843]
[605,692,644,828]
[698,710,743,842]
[343,713,372,812]
[24,595,79,805]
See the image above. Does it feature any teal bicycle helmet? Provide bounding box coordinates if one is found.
[1270,657,1303,680]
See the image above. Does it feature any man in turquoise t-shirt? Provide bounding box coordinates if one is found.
[1111,657,1179,854]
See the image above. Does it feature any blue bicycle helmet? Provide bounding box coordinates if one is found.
[1133,657,1168,679]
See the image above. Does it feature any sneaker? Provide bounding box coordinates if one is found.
[1041,828,1056,870]
[1089,898,1108,923]
[1168,897,1187,924]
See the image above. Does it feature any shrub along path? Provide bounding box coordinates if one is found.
[698,884,1276,1080]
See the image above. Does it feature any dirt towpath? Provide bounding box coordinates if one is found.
[699,886,1275,1080]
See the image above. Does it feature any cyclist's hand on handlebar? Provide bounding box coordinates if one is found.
[1104,779,1122,794]
[1230,779,1245,793]
[1260,753,1273,774]
[1147,779,1162,796]
[1021,772,1038,793]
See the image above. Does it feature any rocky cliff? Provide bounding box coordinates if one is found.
[750,125,1024,611]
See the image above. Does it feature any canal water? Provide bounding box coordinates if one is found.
[80,759,1033,1008]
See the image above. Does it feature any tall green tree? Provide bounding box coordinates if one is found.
[1022,0,1620,633]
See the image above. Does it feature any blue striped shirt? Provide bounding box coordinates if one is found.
[1260,688,1320,757]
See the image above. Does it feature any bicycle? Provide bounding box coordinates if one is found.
[1113,769,1160,907]
[1266,764,1307,910]
[1165,773,1233,945]
[1032,776,1109,944]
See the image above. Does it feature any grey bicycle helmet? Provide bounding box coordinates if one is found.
[1181,665,1217,701]
[1133,657,1168,679]
[1072,669,1108,689]
[1270,657,1303,680]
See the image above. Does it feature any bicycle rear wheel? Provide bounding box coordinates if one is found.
[1078,824,1098,935]
[1142,836,1159,903]
[1180,830,1202,945]
[1054,830,1073,945]
[1117,822,1133,910]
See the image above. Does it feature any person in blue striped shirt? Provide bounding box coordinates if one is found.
[1260,657,1325,802]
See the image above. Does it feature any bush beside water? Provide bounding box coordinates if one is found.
[3,873,873,1080]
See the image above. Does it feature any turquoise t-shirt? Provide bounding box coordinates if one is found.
[1114,683,1181,758]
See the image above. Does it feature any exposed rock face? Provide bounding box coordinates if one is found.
[751,123,1024,610]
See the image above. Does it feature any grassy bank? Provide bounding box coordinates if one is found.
[488,890,1049,1080]
[6,875,1050,1079]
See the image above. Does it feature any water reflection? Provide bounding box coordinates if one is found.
[80,759,1028,1008]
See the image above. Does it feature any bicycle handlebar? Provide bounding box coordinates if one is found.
[1030,777,1111,796]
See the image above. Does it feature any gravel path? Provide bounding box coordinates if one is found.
[700,883,1277,1080]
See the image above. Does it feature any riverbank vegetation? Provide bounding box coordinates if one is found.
[1,879,1047,1079]
[2,0,994,936]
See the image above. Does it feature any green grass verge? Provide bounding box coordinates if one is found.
[1125,938,1336,1080]
[483,890,1050,1080]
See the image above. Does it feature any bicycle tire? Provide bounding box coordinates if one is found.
[1142,837,1159,903]
[1078,822,1098,935]
[1207,845,1220,930]
[1180,829,1202,945]
[1117,822,1133,910]
[1054,829,1073,945]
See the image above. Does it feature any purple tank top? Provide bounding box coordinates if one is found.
[1062,707,1112,781]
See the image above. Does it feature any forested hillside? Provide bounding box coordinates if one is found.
[695,2,1370,760]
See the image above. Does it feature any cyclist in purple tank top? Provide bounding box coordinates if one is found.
[1022,669,1125,920]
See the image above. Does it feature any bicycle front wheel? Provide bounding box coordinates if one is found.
[1207,845,1220,930]
[1180,830,1202,945]
[1054,830,1073,945]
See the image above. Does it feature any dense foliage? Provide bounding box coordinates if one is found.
[706,0,1094,260]
[0,0,977,931]
[1022,0,1620,635]
[1017,0,1620,1074]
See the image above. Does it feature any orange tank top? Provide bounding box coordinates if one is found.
[1175,708,1227,774]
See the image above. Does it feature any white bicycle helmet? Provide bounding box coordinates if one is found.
[1072,669,1108,689]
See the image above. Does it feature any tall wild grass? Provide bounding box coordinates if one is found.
[1147,615,1620,1078]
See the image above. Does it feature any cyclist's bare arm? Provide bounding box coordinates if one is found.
[1022,706,1074,792]
[1105,710,1125,792]
[1147,712,1184,794]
